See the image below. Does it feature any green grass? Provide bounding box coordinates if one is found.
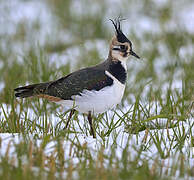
[0,0,193,179]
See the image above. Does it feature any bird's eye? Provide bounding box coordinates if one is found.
[120,45,126,50]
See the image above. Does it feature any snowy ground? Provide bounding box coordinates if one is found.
[0,103,193,176]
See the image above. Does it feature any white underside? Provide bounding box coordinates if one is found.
[56,70,126,114]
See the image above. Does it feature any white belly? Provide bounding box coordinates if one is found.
[57,71,125,114]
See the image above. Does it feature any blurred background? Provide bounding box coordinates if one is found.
[0,2,193,178]
[0,0,193,105]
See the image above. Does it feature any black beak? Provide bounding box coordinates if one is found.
[130,50,140,59]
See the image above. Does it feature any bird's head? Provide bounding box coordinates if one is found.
[109,18,140,61]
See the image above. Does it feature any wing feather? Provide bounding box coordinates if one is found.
[45,66,113,100]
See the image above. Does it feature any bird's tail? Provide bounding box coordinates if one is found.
[14,83,49,98]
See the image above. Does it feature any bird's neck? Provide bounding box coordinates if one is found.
[108,51,128,70]
[106,57,127,84]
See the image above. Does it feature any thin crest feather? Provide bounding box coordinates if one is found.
[109,17,126,34]
[109,17,133,44]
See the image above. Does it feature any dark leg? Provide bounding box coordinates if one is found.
[88,111,96,138]
[64,109,75,129]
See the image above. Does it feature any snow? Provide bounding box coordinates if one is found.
[0,106,193,166]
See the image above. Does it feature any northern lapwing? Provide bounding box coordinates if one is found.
[14,18,140,138]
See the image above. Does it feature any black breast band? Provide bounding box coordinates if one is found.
[107,61,127,84]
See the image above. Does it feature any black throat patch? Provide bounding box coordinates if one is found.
[107,61,127,84]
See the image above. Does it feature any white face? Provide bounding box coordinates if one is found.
[110,39,140,61]
[111,49,129,61]
[111,42,131,61]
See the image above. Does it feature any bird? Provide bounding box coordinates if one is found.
[14,18,140,138]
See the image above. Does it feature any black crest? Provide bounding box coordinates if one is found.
[110,18,131,45]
